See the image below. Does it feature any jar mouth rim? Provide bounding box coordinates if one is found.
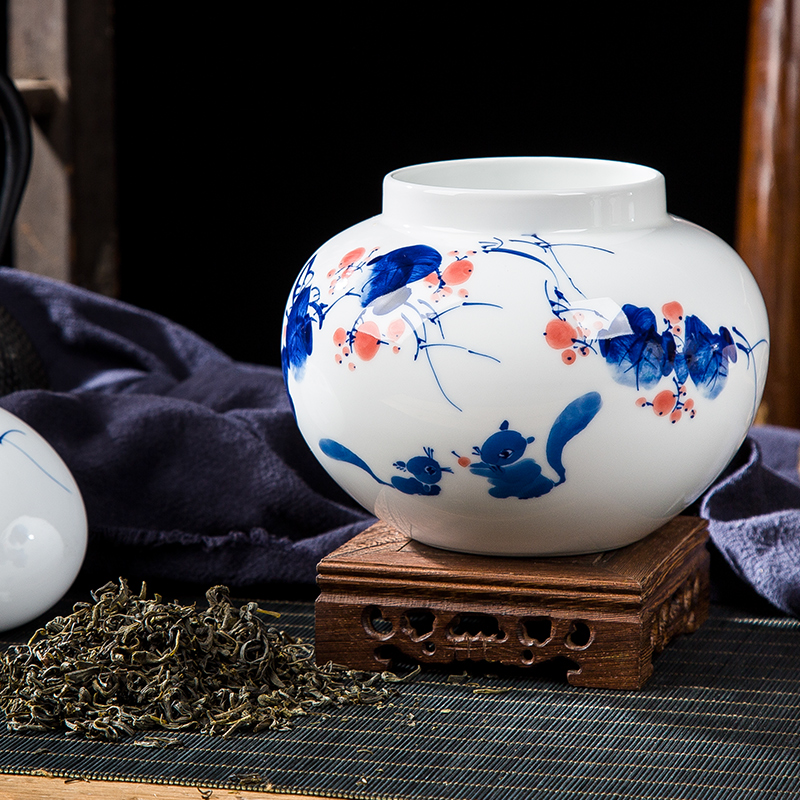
[388,156,663,194]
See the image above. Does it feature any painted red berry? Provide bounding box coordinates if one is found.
[652,390,676,416]
[339,247,365,269]
[353,321,381,361]
[442,260,474,285]
[546,319,578,350]
[662,301,684,323]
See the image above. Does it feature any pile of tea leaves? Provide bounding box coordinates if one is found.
[0,580,393,741]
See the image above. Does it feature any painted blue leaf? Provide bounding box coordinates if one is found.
[370,286,412,315]
[361,245,442,307]
[281,285,314,380]
[683,316,733,399]
[661,330,677,371]
[673,352,689,384]
[598,304,671,390]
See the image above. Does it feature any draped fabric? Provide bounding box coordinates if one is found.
[0,268,373,587]
[0,267,797,613]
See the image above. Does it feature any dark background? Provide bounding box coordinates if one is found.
[112,5,751,366]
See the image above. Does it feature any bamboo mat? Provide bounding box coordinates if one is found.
[1,600,799,799]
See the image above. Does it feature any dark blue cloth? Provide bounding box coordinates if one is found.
[0,267,374,588]
[701,425,800,616]
[1,267,799,614]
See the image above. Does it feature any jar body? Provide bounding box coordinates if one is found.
[281,158,769,555]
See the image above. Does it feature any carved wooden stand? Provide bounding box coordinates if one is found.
[315,516,709,689]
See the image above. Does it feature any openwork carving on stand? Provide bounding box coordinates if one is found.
[362,604,596,672]
[651,570,703,653]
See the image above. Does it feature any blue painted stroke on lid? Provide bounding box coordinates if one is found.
[0,429,72,493]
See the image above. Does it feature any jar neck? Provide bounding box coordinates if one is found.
[382,157,668,233]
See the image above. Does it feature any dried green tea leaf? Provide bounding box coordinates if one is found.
[0,579,393,740]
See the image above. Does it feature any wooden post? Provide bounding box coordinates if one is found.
[7,0,118,296]
[737,0,800,427]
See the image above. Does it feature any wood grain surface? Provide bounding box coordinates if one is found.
[737,0,800,427]
[0,774,329,799]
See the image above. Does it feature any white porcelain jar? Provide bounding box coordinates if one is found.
[281,157,769,556]
[0,407,87,630]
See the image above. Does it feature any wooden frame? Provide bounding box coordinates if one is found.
[737,0,800,427]
[7,0,118,296]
